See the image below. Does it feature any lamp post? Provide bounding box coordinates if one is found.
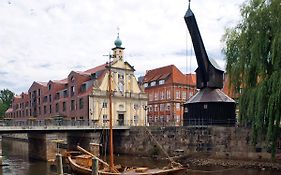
[143,105,148,126]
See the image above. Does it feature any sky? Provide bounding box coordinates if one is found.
[0,0,246,94]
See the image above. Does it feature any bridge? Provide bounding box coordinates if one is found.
[0,120,132,161]
[0,125,130,134]
[0,119,132,134]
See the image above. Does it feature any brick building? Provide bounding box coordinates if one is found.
[5,35,148,126]
[142,65,196,126]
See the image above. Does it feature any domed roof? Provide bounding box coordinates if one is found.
[114,35,122,47]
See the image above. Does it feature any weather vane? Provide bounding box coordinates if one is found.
[188,0,191,9]
[117,26,120,37]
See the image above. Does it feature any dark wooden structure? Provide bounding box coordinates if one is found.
[183,1,236,126]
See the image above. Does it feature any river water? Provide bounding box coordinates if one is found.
[0,138,280,175]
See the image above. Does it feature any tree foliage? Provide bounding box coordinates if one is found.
[223,0,281,158]
[0,89,15,118]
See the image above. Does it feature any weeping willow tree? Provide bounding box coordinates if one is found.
[223,0,281,159]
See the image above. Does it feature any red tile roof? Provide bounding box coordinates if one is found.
[37,81,48,86]
[84,63,107,74]
[144,65,196,86]
[52,78,68,84]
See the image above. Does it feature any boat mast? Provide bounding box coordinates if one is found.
[107,54,114,172]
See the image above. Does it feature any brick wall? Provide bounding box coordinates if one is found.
[114,126,273,160]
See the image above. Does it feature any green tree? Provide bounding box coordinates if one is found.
[0,89,15,118]
[223,0,281,159]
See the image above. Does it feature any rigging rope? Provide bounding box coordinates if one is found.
[144,126,182,167]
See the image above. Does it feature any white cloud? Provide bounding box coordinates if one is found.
[0,0,245,94]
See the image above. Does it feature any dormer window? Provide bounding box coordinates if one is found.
[150,81,156,86]
[80,84,86,93]
[143,83,148,88]
[159,80,165,85]
[71,76,75,82]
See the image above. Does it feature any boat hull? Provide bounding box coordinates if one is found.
[68,156,92,175]
[68,156,185,175]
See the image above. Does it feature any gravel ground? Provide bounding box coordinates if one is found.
[179,157,281,170]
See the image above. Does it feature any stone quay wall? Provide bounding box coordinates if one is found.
[114,126,272,160]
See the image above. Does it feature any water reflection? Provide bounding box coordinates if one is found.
[0,138,280,175]
[1,138,53,175]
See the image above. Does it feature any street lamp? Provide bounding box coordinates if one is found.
[142,105,148,126]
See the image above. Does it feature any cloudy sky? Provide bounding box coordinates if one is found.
[0,0,246,94]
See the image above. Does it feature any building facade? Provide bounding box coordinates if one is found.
[5,36,148,126]
[142,65,196,126]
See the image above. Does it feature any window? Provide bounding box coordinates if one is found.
[56,103,59,113]
[48,84,51,91]
[79,98,84,109]
[118,73,124,79]
[49,105,52,113]
[70,76,75,82]
[154,92,158,101]
[167,90,171,99]
[71,86,75,96]
[150,81,156,86]
[49,95,52,102]
[134,116,138,125]
[102,102,107,108]
[154,105,158,112]
[160,104,165,111]
[38,98,41,105]
[103,114,108,123]
[176,115,180,122]
[160,91,165,100]
[160,116,164,122]
[143,83,148,88]
[134,104,139,110]
[43,96,47,103]
[182,92,186,100]
[63,102,66,112]
[71,100,75,111]
[155,116,159,122]
[149,105,153,112]
[166,103,171,111]
[118,82,124,92]
[176,91,180,99]
[80,84,86,93]
[38,89,41,96]
[44,106,46,114]
[176,103,180,110]
[55,92,60,100]
[204,104,208,109]
[63,90,68,98]
[159,80,165,85]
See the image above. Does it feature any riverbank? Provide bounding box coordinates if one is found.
[179,157,281,171]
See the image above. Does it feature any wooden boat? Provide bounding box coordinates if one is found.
[67,145,185,175]
[67,54,186,175]
[68,155,185,175]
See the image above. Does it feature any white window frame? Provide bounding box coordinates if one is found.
[159,80,165,85]
[150,81,156,86]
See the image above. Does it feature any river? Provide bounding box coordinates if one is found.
[0,138,280,175]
